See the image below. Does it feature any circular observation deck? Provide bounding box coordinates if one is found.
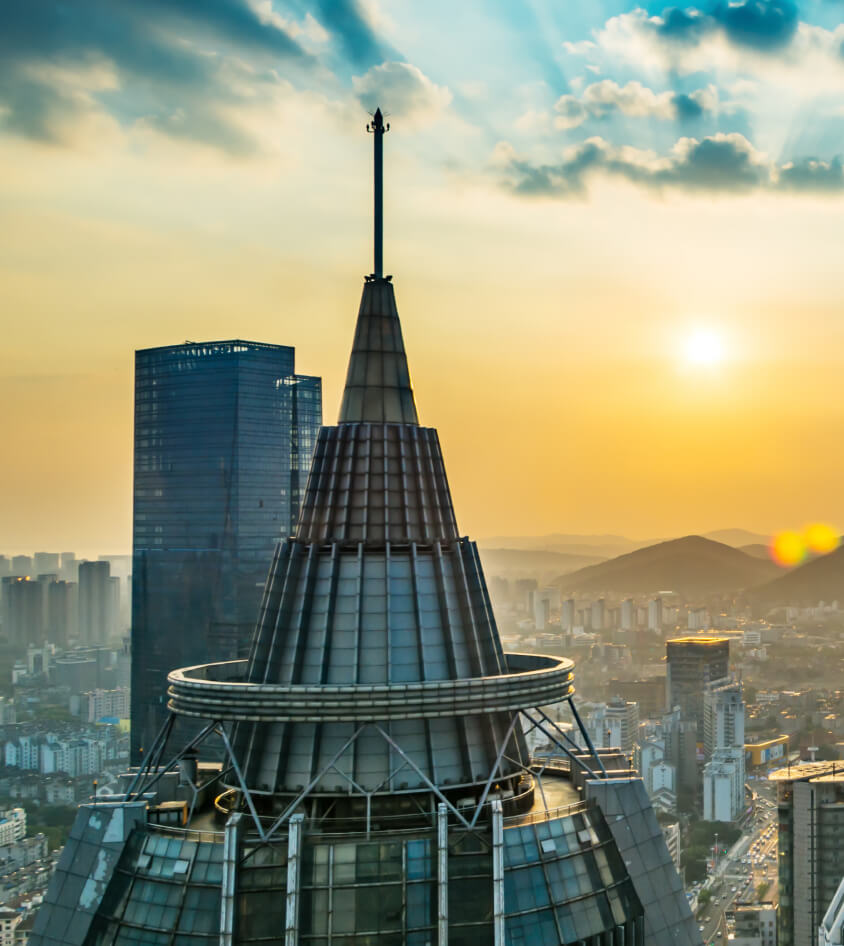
[167,652,574,723]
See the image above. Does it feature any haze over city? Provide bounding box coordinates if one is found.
[4,1,844,555]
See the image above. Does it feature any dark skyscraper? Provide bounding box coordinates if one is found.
[130,340,321,760]
[665,636,730,733]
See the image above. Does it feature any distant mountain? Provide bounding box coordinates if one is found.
[704,528,770,547]
[553,535,781,596]
[740,543,772,560]
[478,533,646,558]
[479,548,605,578]
[750,545,844,607]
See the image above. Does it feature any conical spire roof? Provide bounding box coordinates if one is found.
[226,114,531,798]
[338,278,419,425]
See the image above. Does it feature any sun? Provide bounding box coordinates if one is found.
[682,327,725,367]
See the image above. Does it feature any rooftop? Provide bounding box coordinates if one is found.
[769,760,844,781]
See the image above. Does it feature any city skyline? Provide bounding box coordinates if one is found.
[4,0,844,553]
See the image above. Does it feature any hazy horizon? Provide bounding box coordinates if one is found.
[0,526,779,561]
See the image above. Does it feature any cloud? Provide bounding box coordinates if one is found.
[306,0,393,67]
[566,4,844,113]
[0,0,336,153]
[650,0,798,50]
[498,132,844,197]
[352,62,451,123]
[553,80,718,129]
[779,156,844,190]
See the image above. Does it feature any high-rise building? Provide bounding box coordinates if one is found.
[60,552,78,581]
[687,607,709,631]
[605,697,639,755]
[665,637,730,733]
[33,552,59,575]
[702,747,745,821]
[78,560,118,645]
[561,597,575,630]
[662,707,699,809]
[10,555,32,577]
[591,598,606,630]
[700,679,745,822]
[772,762,844,946]
[45,578,77,647]
[533,587,559,631]
[130,340,321,761]
[621,597,634,630]
[648,597,663,631]
[514,577,537,613]
[1,577,44,648]
[703,678,744,760]
[31,111,700,946]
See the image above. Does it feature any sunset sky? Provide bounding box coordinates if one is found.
[3,0,844,556]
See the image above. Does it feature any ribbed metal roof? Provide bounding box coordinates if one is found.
[338,278,419,425]
[228,275,534,795]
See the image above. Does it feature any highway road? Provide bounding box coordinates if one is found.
[695,784,778,945]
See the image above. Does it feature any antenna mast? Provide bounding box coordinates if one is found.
[367,108,389,279]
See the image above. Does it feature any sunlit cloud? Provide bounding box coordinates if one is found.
[553,80,719,129]
[352,61,452,125]
[497,132,844,198]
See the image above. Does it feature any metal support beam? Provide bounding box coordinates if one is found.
[217,724,267,840]
[124,713,175,799]
[284,813,304,946]
[491,799,505,946]
[257,726,366,846]
[470,715,518,828]
[437,803,448,946]
[127,719,218,802]
[219,813,243,946]
[565,697,608,777]
[520,710,600,781]
[374,724,472,828]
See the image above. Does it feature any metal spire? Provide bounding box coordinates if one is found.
[366,107,389,279]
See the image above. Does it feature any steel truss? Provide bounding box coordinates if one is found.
[122,696,611,849]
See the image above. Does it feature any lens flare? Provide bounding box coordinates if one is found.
[769,523,840,567]
[770,531,805,567]
[804,522,840,555]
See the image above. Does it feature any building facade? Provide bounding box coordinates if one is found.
[665,637,730,733]
[0,810,25,847]
[821,876,844,946]
[728,903,776,946]
[702,747,745,822]
[78,561,118,646]
[1,578,43,649]
[130,340,321,761]
[706,685,744,750]
[773,762,844,946]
